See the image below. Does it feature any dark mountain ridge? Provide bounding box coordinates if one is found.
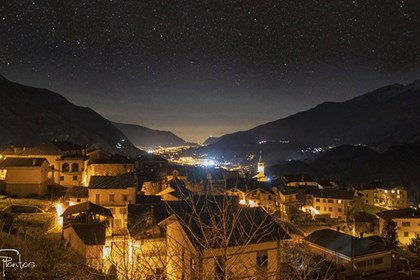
[0,75,141,157]
[113,122,186,147]
[202,80,420,161]
[267,140,420,187]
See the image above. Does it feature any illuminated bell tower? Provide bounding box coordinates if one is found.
[257,150,265,174]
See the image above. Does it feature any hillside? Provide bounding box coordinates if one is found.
[113,122,186,147]
[0,75,141,156]
[267,141,420,186]
[202,80,420,161]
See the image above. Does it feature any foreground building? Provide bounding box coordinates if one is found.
[163,196,291,279]
[304,229,394,273]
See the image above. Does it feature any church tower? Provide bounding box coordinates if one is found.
[252,150,267,182]
[257,150,265,175]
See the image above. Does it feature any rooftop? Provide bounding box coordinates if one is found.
[304,229,393,258]
[89,173,136,189]
[61,201,113,218]
[376,208,420,220]
[0,157,48,167]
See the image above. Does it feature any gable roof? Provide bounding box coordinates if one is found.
[0,157,49,168]
[282,174,314,182]
[71,223,106,245]
[61,201,113,218]
[376,208,420,220]
[304,229,392,258]
[171,196,291,249]
[89,173,136,189]
[305,189,355,200]
[67,186,89,198]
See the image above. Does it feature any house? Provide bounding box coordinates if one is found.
[136,154,168,179]
[66,186,89,206]
[304,229,394,273]
[279,187,300,221]
[355,184,408,209]
[303,189,355,222]
[61,201,113,269]
[156,178,191,201]
[84,156,135,186]
[245,186,277,211]
[0,157,50,197]
[353,211,379,237]
[1,141,88,187]
[162,196,291,279]
[88,173,137,230]
[282,174,318,187]
[126,200,172,279]
[376,208,420,245]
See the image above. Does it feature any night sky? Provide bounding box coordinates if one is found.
[1,1,420,142]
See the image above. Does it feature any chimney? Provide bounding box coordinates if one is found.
[32,159,36,166]
[360,232,364,238]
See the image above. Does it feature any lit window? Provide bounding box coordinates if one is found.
[337,200,342,204]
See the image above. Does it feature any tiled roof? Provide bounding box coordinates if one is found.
[89,173,136,189]
[282,174,314,182]
[88,158,134,165]
[376,208,420,220]
[0,157,48,167]
[305,189,355,200]
[304,229,393,258]
[67,186,89,198]
[61,201,113,218]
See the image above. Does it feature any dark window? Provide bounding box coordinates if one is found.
[257,252,268,267]
[402,221,411,227]
[122,195,128,202]
[60,176,64,181]
[109,194,115,202]
[62,163,69,172]
[215,257,225,279]
[316,198,320,202]
[72,175,78,181]
[77,198,81,202]
[71,163,79,172]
